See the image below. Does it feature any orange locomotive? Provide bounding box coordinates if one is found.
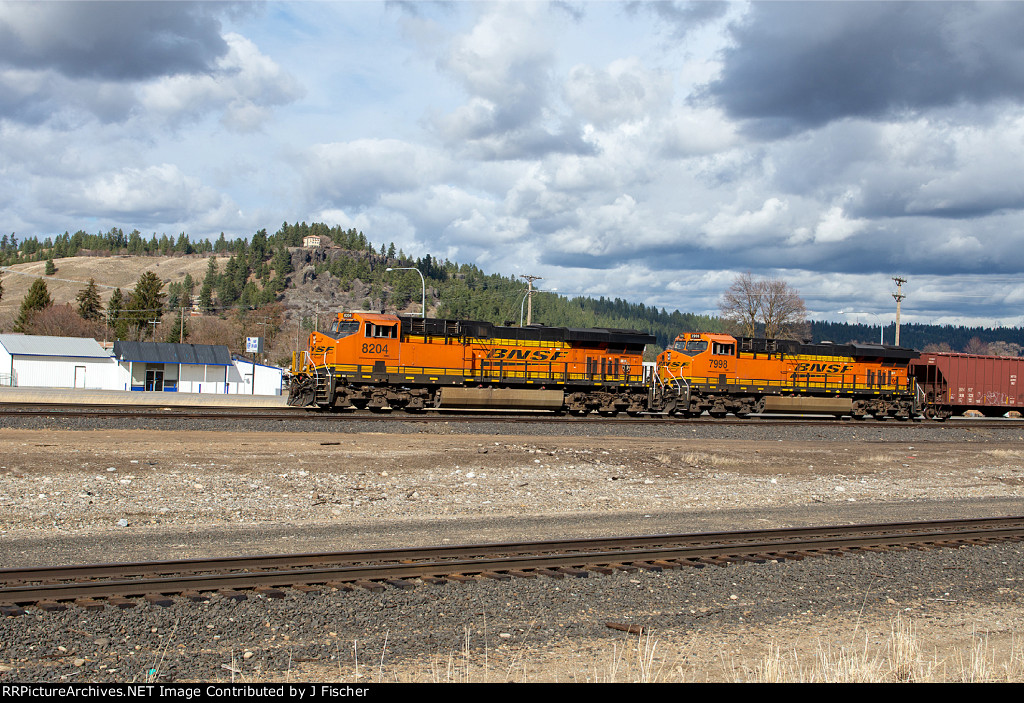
[656,332,920,419]
[289,311,655,414]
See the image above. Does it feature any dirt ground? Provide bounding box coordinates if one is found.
[2,428,1023,541]
[1,426,1023,682]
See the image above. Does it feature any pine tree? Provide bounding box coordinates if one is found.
[128,271,166,339]
[14,278,52,332]
[76,278,103,321]
[106,288,129,340]
[165,309,189,343]
[44,258,56,275]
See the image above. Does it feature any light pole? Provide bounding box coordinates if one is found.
[520,288,556,326]
[385,267,426,318]
[519,274,542,326]
[837,310,884,344]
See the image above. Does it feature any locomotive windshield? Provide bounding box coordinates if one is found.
[325,320,359,339]
[671,339,708,356]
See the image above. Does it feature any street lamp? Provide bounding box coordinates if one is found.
[385,267,426,318]
[837,310,884,344]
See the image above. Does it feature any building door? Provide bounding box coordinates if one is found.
[146,369,164,391]
[74,366,86,388]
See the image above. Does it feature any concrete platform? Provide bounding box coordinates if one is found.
[0,386,289,408]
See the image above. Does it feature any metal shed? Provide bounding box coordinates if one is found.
[0,334,119,389]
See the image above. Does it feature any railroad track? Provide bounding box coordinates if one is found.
[0,403,1019,428]
[2,516,1021,615]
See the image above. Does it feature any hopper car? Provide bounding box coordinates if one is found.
[910,352,1024,419]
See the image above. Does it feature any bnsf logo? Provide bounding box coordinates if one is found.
[311,345,335,354]
[793,363,854,373]
[488,349,568,362]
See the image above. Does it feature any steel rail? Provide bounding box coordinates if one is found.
[4,515,1022,583]
[0,404,1019,428]
[2,516,1021,606]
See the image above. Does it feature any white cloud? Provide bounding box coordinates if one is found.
[704,197,790,244]
[139,33,303,132]
[56,163,228,222]
[302,139,449,207]
[564,57,672,128]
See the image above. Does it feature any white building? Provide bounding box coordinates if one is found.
[113,341,240,393]
[0,336,285,397]
[0,335,120,389]
[231,356,285,396]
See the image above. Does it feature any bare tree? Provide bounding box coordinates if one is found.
[964,337,991,355]
[986,341,1021,357]
[718,272,808,340]
[718,272,762,337]
[761,277,809,340]
[22,303,106,338]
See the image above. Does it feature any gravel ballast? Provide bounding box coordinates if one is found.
[1,416,1022,682]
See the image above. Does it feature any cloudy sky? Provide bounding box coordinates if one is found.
[3,1,1024,327]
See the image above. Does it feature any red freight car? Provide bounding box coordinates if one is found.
[910,352,1024,419]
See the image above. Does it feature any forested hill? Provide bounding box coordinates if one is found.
[2,222,1021,357]
[811,321,1024,355]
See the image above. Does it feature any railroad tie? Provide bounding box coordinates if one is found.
[555,567,589,578]
[255,586,287,599]
[506,570,537,579]
[354,580,386,592]
[385,579,417,590]
[293,584,322,595]
[607,563,640,573]
[481,572,512,581]
[74,599,105,611]
[37,601,67,612]
[180,590,209,602]
[534,569,565,579]
[675,560,706,569]
[446,574,478,584]
[630,561,664,572]
[419,576,449,585]
[326,581,355,592]
[218,590,248,602]
[144,594,175,608]
[651,559,681,570]
[108,597,137,609]
[0,605,27,617]
[587,566,617,575]
[695,557,730,567]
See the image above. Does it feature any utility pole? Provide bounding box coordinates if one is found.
[892,276,907,346]
[519,275,542,326]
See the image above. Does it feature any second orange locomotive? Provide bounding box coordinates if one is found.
[656,332,919,419]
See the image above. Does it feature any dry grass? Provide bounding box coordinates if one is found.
[744,616,1024,683]
[284,615,1024,683]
